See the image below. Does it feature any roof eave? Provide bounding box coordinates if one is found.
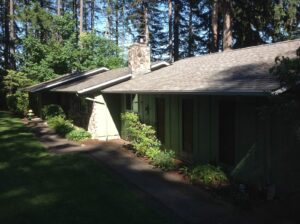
[102,90,272,96]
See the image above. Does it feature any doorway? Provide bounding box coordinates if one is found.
[219,99,236,165]
[155,98,165,144]
[182,99,194,153]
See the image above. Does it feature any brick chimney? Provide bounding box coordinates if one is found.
[128,38,151,78]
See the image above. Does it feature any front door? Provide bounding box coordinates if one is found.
[182,99,194,153]
[219,99,236,165]
[155,98,165,144]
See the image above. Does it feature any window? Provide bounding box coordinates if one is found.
[126,94,134,111]
[125,94,138,112]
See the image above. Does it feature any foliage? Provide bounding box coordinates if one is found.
[16,8,124,83]
[47,116,75,136]
[3,70,34,94]
[66,128,92,141]
[42,104,66,120]
[150,150,175,171]
[75,32,125,71]
[121,112,161,155]
[121,112,175,170]
[181,164,229,187]
[6,91,29,116]
[270,47,300,87]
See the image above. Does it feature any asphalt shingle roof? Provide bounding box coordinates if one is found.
[50,67,131,93]
[26,67,109,93]
[103,39,300,95]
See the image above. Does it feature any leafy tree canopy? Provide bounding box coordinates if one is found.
[17,7,124,83]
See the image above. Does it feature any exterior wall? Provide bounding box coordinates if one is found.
[120,93,300,194]
[88,94,121,140]
[31,91,122,141]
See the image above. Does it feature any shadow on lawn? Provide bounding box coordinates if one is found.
[0,113,169,224]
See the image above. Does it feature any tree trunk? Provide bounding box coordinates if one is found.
[188,0,193,57]
[115,0,119,46]
[91,0,95,30]
[173,0,180,61]
[9,0,15,69]
[168,0,173,62]
[143,1,149,44]
[106,0,113,39]
[211,0,219,52]
[23,0,29,37]
[57,0,61,16]
[223,0,232,51]
[79,0,84,35]
[84,1,88,32]
[4,0,10,69]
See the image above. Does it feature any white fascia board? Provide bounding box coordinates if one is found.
[85,97,105,105]
[271,81,300,95]
[272,86,288,95]
[151,61,170,69]
[77,74,132,94]
[31,67,109,93]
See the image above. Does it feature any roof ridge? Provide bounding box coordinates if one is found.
[173,38,300,64]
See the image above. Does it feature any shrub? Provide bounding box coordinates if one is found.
[121,112,161,157]
[121,112,176,170]
[6,92,29,116]
[181,164,229,187]
[151,150,175,171]
[66,128,91,141]
[42,104,65,119]
[47,116,74,136]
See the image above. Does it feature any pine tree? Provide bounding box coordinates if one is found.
[211,0,219,52]
[222,0,232,51]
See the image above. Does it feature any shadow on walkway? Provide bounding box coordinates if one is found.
[26,118,270,224]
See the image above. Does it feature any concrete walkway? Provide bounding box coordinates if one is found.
[26,118,250,224]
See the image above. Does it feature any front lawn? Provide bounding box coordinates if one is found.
[0,112,168,224]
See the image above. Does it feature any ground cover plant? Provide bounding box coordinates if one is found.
[47,115,75,136]
[181,164,229,188]
[0,111,168,224]
[66,127,92,141]
[42,105,91,142]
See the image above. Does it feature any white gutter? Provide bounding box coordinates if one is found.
[32,67,109,92]
[77,74,132,94]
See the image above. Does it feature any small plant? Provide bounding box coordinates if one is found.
[42,104,66,120]
[47,116,74,136]
[181,164,229,187]
[151,150,175,171]
[66,128,91,141]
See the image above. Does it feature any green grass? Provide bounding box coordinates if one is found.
[0,112,168,224]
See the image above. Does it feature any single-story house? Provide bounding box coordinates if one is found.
[27,39,300,194]
[27,44,169,140]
